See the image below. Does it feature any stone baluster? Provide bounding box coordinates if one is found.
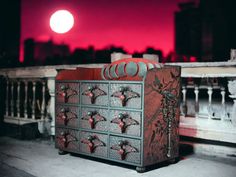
[47,78,56,136]
[194,85,199,118]
[220,87,226,121]
[11,81,14,117]
[32,81,36,119]
[230,49,236,62]
[182,86,188,117]
[41,81,46,120]
[228,80,236,126]
[181,86,187,117]
[207,86,213,119]
[24,81,28,118]
[16,81,20,118]
[5,80,9,117]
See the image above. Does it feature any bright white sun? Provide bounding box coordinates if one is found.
[50,10,74,34]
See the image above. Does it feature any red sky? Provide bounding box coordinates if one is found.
[21,0,180,62]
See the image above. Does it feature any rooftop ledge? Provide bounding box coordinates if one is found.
[0,61,236,78]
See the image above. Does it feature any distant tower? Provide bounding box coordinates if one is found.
[24,38,35,65]
[175,1,201,61]
[175,0,236,61]
[24,38,70,65]
[0,0,21,66]
[200,0,236,61]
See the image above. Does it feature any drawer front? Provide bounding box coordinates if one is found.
[109,136,141,164]
[55,128,79,151]
[56,82,79,104]
[56,105,79,127]
[109,110,141,137]
[80,131,108,157]
[80,107,108,131]
[110,83,142,109]
[81,83,108,106]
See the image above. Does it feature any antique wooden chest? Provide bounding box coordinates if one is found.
[55,65,181,172]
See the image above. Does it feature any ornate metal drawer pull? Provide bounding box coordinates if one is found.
[57,108,78,125]
[81,135,106,153]
[110,113,139,133]
[82,86,107,104]
[110,140,138,160]
[81,111,106,129]
[56,131,77,148]
[57,84,78,103]
[111,86,140,106]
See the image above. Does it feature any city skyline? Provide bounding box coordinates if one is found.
[1,0,236,67]
[20,0,179,62]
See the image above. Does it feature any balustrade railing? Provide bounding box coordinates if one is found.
[0,64,104,136]
[168,61,236,143]
[5,79,47,121]
[0,62,236,144]
[181,82,230,120]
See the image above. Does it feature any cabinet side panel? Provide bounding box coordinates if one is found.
[143,67,181,166]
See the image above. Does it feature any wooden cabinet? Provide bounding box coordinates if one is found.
[55,67,181,172]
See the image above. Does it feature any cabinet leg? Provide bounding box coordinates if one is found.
[169,157,179,164]
[136,166,146,173]
[58,149,67,155]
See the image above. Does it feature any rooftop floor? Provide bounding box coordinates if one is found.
[0,136,236,177]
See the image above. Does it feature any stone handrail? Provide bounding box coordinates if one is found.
[0,62,236,143]
[166,61,236,78]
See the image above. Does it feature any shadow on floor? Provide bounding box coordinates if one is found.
[65,142,194,173]
[0,162,36,177]
[0,123,41,140]
[179,143,194,157]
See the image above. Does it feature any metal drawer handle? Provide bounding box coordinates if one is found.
[57,84,78,103]
[82,86,107,104]
[110,140,138,160]
[111,86,140,107]
[57,108,78,125]
[110,113,139,133]
[56,131,77,148]
[81,111,106,129]
[81,135,106,153]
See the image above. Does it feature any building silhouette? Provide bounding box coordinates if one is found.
[175,1,201,61]
[200,0,236,61]
[0,0,21,67]
[24,38,70,65]
[175,0,236,61]
[24,38,35,65]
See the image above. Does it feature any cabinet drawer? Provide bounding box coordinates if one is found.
[81,82,108,106]
[110,83,142,109]
[56,105,79,127]
[80,107,108,131]
[109,136,141,164]
[109,110,141,137]
[80,131,108,158]
[55,128,79,152]
[56,82,79,104]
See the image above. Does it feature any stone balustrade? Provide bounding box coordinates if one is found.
[168,61,236,143]
[0,64,104,135]
[0,61,236,144]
